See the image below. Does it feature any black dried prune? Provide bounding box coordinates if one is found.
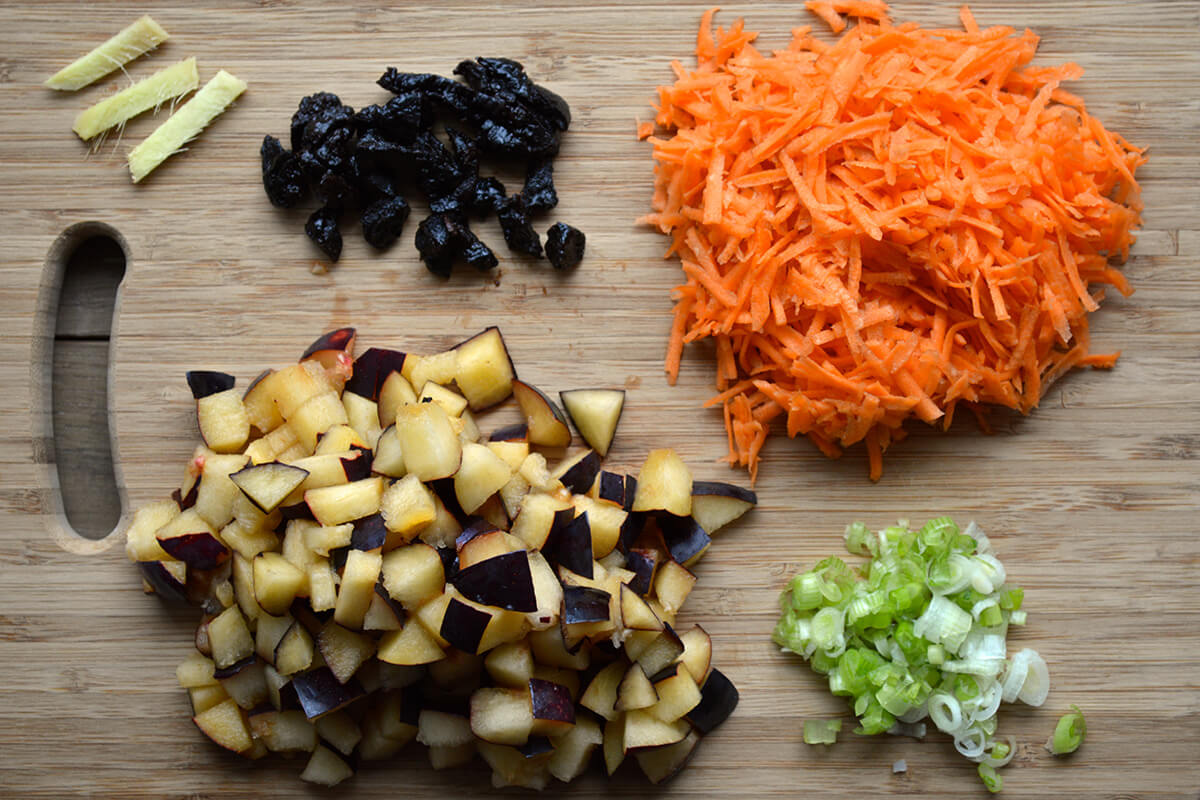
[521,159,557,212]
[497,197,542,258]
[408,131,464,200]
[294,102,355,163]
[317,170,358,211]
[471,176,507,216]
[312,125,355,175]
[362,171,403,200]
[477,116,558,160]
[414,212,467,277]
[461,230,498,272]
[376,70,451,96]
[545,222,585,269]
[260,135,308,208]
[290,92,344,151]
[378,69,477,119]
[446,128,480,174]
[530,83,571,133]
[361,196,411,250]
[356,93,428,143]
[305,206,343,261]
[426,128,482,214]
[454,57,570,132]
[355,129,406,167]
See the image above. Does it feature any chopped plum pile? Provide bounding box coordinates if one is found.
[261,58,585,274]
[122,328,756,788]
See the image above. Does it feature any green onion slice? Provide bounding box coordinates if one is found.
[803,718,843,745]
[1047,705,1086,755]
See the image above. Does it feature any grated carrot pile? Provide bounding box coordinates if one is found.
[641,3,1145,482]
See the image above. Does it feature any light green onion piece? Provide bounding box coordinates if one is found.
[844,521,875,556]
[803,719,842,745]
[914,595,973,653]
[811,607,845,652]
[978,763,1003,793]
[1048,705,1086,755]
[790,572,824,610]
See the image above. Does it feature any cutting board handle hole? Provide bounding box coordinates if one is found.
[39,223,127,550]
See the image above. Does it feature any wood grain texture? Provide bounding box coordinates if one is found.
[2,1,1198,797]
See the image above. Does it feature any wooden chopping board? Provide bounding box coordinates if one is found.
[2,1,1198,797]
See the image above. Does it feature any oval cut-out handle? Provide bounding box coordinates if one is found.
[36,223,127,550]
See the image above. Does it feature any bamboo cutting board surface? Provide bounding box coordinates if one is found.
[2,1,1198,797]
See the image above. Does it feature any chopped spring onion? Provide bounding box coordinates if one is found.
[982,736,1017,768]
[914,595,973,654]
[978,763,1003,793]
[1047,705,1086,755]
[774,518,1051,792]
[1001,649,1050,706]
[803,719,842,745]
[928,692,963,732]
[954,724,989,759]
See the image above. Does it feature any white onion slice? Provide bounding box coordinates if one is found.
[954,726,988,760]
[928,692,963,734]
[1001,649,1033,703]
[964,521,991,555]
[1016,650,1050,706]
[966,680,1003,724]
[971,554,1006,594]
[981,735,1017,768]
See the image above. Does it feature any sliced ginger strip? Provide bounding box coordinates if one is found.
[45,15,169,91]
[128,69,247,183]
[73,57,199,141]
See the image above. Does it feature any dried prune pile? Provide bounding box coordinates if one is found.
[260,58,586,274]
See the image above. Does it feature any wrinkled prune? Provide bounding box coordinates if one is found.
[356,93,428,142]
[376,70,454,97]
[545,222,585,270]
[497,196,543,258]
[521,159,557,212]
[317,170,358,210]
[355,129,406,167]
[461,231,498,272]
[362,170,403,200]
[290,92,344,152]
[305,206,343,261]
[414,212,467,277]
[260,135,308,208]
[312,124,355,175]
[446,128,480,174]
[361,196,411,250]
[407,131,464,200]
[454,57,570,132]
[471,176,507,216]
[265,58,584,271]
[477,112,558,160]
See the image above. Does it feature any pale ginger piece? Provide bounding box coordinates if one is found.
[128,69,246,183]
[46,15,169,91]
[74,57,199,140]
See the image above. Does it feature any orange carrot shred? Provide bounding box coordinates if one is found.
[642,4,1144,482]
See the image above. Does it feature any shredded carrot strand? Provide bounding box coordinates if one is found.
[643,4,1144,482]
